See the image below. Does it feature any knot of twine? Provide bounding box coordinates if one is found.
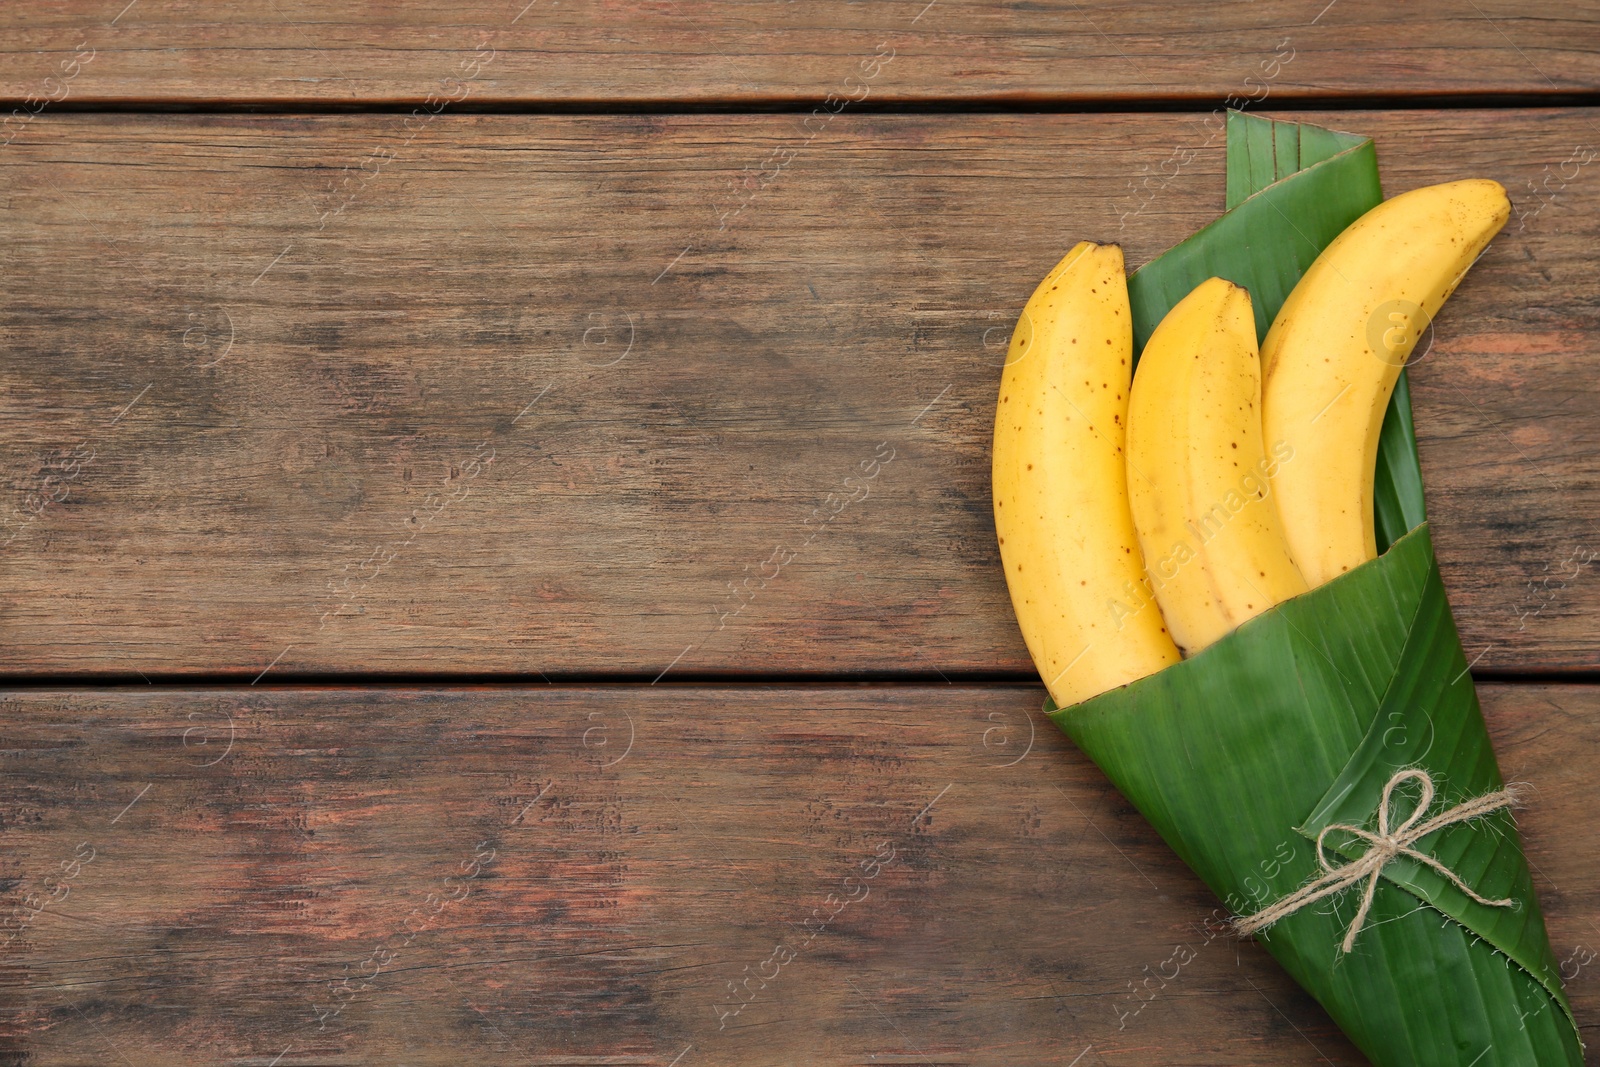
[1235,768,1518,953]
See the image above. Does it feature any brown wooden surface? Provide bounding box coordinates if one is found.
[2,108,1596,677]
[0,683,1596,1065]
[1,1,1597,107]
[5,5,1597,1063]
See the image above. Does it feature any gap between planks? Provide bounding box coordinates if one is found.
[10,90,1600,115]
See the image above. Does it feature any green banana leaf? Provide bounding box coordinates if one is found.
[1043,114,1579,1065]
[1049,527,1579,1065]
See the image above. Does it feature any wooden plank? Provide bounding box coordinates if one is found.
[1,682,1595,1064]
[0,1,1596,109]
[0,109,1595,677]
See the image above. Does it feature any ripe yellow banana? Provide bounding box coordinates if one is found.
[993,242,1180,707]
[1126,277,1308,656]
[1262,178,1510,586]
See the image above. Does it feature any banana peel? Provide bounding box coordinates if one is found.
[1042,113,1581,1065]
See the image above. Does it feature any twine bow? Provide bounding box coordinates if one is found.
[1235,768,1518,953]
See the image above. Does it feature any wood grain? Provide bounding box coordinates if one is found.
[0,109,1595,677]
[1,1,1596,108]
[1,683,1595,1065]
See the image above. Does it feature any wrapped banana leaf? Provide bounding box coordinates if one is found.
[1042,113,1582,1065]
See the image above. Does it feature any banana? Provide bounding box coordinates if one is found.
[1262,178,1510,586]
[993,242,1180,707]
[1126,277,1308,656]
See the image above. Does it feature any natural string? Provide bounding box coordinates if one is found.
[1234,768,1518,953]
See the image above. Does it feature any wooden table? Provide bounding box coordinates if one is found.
[2,3,1597,1063]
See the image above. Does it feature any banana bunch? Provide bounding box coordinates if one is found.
[994,180,1509,706]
